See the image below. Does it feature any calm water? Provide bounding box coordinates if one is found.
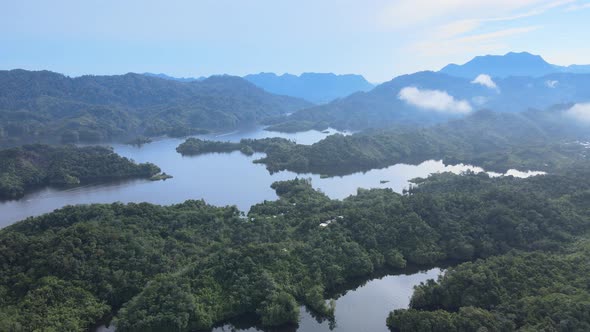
[96,268,442,332]
[4,127,534,331]
[212,268,442,332]
[0,127,542,227]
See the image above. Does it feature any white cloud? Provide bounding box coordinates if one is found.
[471,74,499,90]
[546,80,559,88]
[565,2,590,11]
[455,26,541,43]
[564,103,590,124]
[398,0,573,62]
[398,87,473,114]
[434,0,572,39]
[435,19,481,39]
[378,0,547,30]
[411,26,541,57]
[380,0,572,31]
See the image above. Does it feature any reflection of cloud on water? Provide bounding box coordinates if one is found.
[302,160,545,200]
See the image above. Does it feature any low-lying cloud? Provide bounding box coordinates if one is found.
[398,87,472,114]
[471,74,498,90]
[545,80,559,88]
[564,103,590,124]
[472,96,489,106]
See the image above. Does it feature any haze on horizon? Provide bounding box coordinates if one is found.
[1,0,590,82]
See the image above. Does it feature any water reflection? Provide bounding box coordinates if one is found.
[0,127,542,227]
[97,268,441,332]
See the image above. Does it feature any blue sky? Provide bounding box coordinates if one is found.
[1,0,589,82]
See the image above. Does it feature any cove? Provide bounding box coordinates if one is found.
[96,268,442,332]
[0,127,543,228]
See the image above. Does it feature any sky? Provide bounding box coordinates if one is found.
[1,0,589,82]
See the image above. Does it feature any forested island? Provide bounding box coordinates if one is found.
[176,137,255,156]
[177,109,590,176]
[1,160,589,331]
[0,144,162,199]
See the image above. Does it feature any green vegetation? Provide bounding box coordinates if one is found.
[243,72,374,104]
[240,110,590,175]
[387,245,590,331]
[176,137,300,158]
[275,71,590,131]
[0,144,161,199]
[385,164,590,331]
[176,138,247,155]
[149,172,173,181]
[0,70,311,146]
[1,162,590,331]
[125,136,153,146]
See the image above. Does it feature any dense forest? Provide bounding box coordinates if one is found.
[176,137,254,156]
[3,56,590,332]
[1,160,589,331]
[0,144,161,199]
[177,109,590,176]
[0,70,311,146]
[387,246,590,331]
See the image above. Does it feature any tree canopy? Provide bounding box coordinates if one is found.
[1,163,589,331]
[0,144,161,199]
[0,70,311,146]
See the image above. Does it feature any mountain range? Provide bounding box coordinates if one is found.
[2,52,589,144]
[243,72,374,104]
[143,72,206,82]
[143,72,375,104]
[0,70,311,146]
[275,70,590,131]
[440,51,590,78]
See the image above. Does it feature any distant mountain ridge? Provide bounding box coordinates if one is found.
[243,72,374,104]
[143,72,206,82]
[0,69,311,145]
[274,70,590,131]
[440,52,590,78]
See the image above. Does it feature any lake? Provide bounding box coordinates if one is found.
[0,126,543,227]
[96,267,442,332]
[212,268,442,332]
[3,126,538,332]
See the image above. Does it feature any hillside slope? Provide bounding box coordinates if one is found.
[277,71,590,131]
[244,72,374,104]
[0,70,312,145]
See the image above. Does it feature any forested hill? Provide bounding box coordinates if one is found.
[0,70,312,146]
[244,72,374,104]
[182,108,590,176]
[1,164,589,331]
[0,144,161,199]
[142,72,206,82]
[271,70,590,131]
